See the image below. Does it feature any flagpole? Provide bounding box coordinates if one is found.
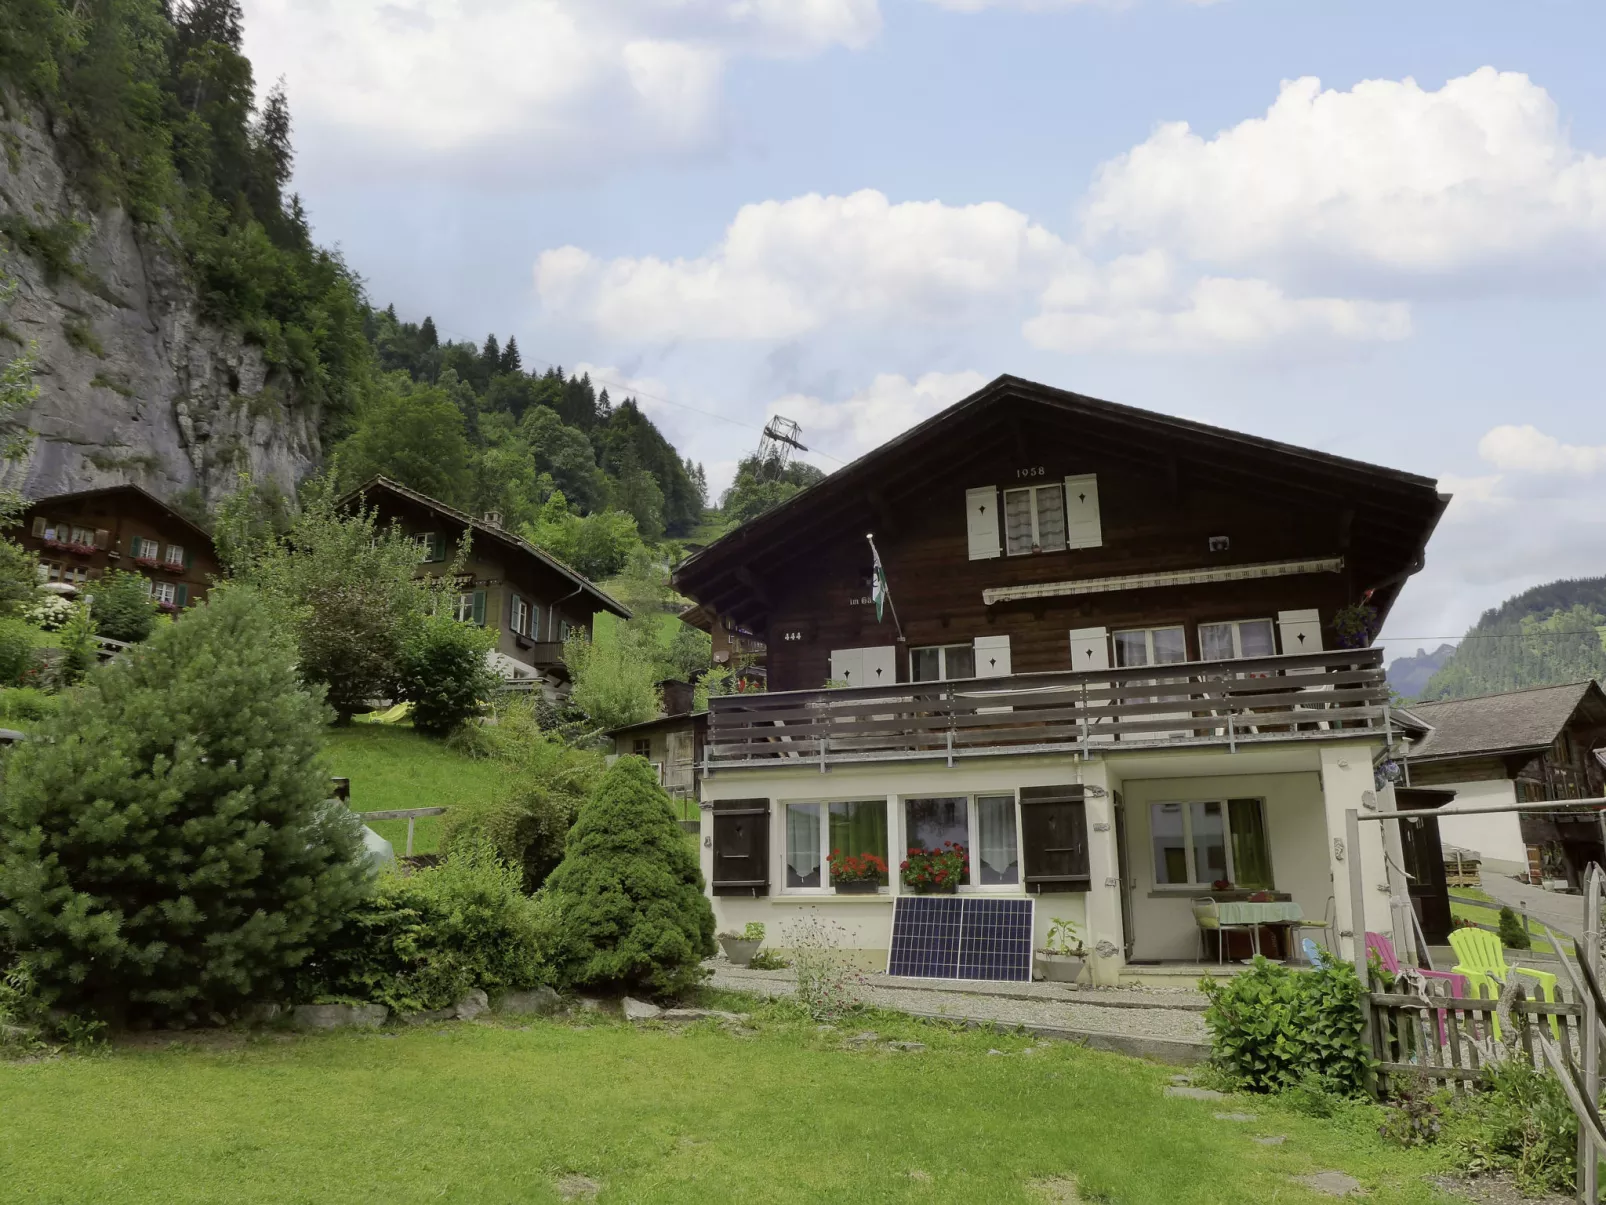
[866,533,906,644]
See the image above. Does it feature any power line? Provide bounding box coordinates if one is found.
[1378,631,1606,642]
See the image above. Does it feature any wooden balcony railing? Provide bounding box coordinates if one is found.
[705,648,1390,770]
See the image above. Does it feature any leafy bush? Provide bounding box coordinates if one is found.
[298,841,556,1014]
[563,622,662,731]
[87,569,157,644]
[0,617,37,684]
[783,912,863,1022]
[0,588,369,1024]
[1200,956,1372,1095]
[397,611,499,736]
[55,600,97,686]
[0,538,40,617]
[1378,1070,1445,1148]
[1498,906,1532,950]
[25,594,72,631]
[0,686,60,724]
[544,756,714,998]
[1442,1058,1577,1192]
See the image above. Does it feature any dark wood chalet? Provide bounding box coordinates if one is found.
[18,484,219,611]
[342,477,630,683]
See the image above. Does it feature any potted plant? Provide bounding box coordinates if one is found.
[1034,917,1088,984]
[829,848,886,893]
[718,921,766,967]
[1332,601,1380,649]
[900,842,968,894]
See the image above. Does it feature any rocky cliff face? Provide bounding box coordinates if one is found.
[0,105,321,507]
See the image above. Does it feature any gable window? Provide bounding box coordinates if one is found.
[417,532,444,563]
[784,800,889,892]
[903,794,1021,887]
[1151,799,1271,889]
[1113,626,1187,669]
[1004,484,1066,555]
[910,643,976,682]
[1198,619,1276,662]
[164,544,185,567]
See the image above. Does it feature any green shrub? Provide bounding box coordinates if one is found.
[0,686,60,724]
[396,610,498,736]
[298,841,555,1014]
[544,756,715,998]
[87,569,157,644]
[1442,1058,1577,1192]
[55,600,97,686]
[0,539,40,617]
[1200,956,1372,1095]
[0,587,369,1024]
[1498,906,1532,950]
[0,617,36,684]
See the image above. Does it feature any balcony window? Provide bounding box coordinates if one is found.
[1003,484,1066,556]
[133,537,161,561]
[1198,618,1276,661]
[1151,799,1271,889]
[1113,626,1187,669]
[910,643,976,682]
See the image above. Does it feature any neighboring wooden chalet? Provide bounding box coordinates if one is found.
[18,484,218,610]
[608,708,708,805]
[342,478,630,686]
[678,602,766,687]
[672,374,1449,981]
[1398,681,1606,888]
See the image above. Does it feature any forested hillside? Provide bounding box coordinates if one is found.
[1415,576,1606,701]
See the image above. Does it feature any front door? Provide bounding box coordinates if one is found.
[1396,807,1453,945]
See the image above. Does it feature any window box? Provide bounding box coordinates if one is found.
[133,556,162,570]
[42,538,70,552]
[833,880,880,895]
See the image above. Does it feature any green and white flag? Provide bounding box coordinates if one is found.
[869,538,889,623]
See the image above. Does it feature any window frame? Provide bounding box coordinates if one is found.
[511,595,530,637]
[631,737,651,758]
[778,796,892,896]
[1002,483,1068,557]
[164,543,185,567]
[1197,617,1278,662]
[1149,797,1273,891]
[152,581,178,606]
[909,642,978,683]
[1112,625,1189,669]
[899,792,1024,892]
[133,536,161,560]
[453,592,476,624]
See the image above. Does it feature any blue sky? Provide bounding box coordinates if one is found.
[242,0,1606,655]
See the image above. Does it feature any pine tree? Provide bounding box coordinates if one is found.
[420,316,439,348]
[258,77,293,192]
[0,588,369,1024]
[481,334,500,375]
[500,335,521,375]
[545,757,714,997]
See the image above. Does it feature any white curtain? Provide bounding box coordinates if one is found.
[786,804,820,888]
[977,795,1019,885]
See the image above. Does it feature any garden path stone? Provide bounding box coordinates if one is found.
[497,987,561,1016]
[1164,1086,1224,1101]
[886,1041,928,1052]
[1294,1171,1363,1197]
[623,998,662,1021]
[292,1004,387,1030]
[659,1008,749,1024]
[453,990,489,1021]
[1253,1136,1287,1146]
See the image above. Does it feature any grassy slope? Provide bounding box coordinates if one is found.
[323,725,505,855]
[0,1004,1458,1205]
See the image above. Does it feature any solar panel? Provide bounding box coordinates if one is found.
[887,896,1035,982]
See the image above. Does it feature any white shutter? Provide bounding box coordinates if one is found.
[1069,627,1110,671]
[861,646,896,686]
[830,648,864,687]
[1064,475,1102,549]
[1277,609,1323,656]
[965,486,1001,560]
[974,634,1012,678]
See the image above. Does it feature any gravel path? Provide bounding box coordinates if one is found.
[708,964,1210,1046]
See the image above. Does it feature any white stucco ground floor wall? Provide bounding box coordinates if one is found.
[1429,779,1526,876]
[699,738,1393,976]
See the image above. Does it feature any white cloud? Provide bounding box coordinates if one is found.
[241,0,880,171]
[921,0,1222,8]
[1084,68,1606,278]
[1478,424,1606,475]
[537,190,1067,340]
[774,370,990,463]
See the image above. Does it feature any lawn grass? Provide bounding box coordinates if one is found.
[322,725,505,855]
[0,1000,1462,1204]
[1447,889,1575,957]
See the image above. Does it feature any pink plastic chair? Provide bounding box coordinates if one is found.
[1367,931,1469,1042]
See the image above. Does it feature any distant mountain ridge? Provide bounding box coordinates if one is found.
[1387,644,1456,699]
[1413,575,1606,702]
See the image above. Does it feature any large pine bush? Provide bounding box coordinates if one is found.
[0,587,368,1023]
[545,756,714,997]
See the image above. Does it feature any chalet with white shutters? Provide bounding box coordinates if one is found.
[672,375,1449,982]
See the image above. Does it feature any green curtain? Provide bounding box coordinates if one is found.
[1228,798,1272,889]
[829,801,888,883]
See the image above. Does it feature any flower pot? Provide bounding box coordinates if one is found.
[912,882,958,895]
[718,937,763,967]
[1035,952,1085,984]
[834,880,880,894]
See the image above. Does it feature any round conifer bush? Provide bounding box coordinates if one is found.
[0,587,369,1024]
[545,756,715,998]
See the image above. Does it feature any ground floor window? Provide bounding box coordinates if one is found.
[1151,798,1271,889]
[784,800,889,890]
[153,581,178,606]
[904,794,1020,886]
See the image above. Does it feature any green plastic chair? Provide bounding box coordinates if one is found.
[1448,927,1560,1040]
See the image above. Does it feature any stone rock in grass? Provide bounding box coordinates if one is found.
[846,1031,878,1044]
[623,997,663,1021]
[497,987,562,1016]
[453,990,489,1021]
[886,1041,927,1052]
[659,1008,750,1024]
[574,997,607,1013]
[1294,1171,1363,1197]
[1169,1074,1192,1085]
[292,1004,388,1030]
[987,1049,1007,1056]
[1253,1136,1287,1147]
[242,1003,282,1026]
[1164,1086,1224,1101]
[1214,1112,1256,1122]
[555,1173,601,1201]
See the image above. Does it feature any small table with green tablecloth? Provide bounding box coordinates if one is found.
[1210,900,1306,961]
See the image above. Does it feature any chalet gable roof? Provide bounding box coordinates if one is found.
[24,483,216,548]
[675,374,1447,627]
[1404,680,1606,763]
[342,477,630,619]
